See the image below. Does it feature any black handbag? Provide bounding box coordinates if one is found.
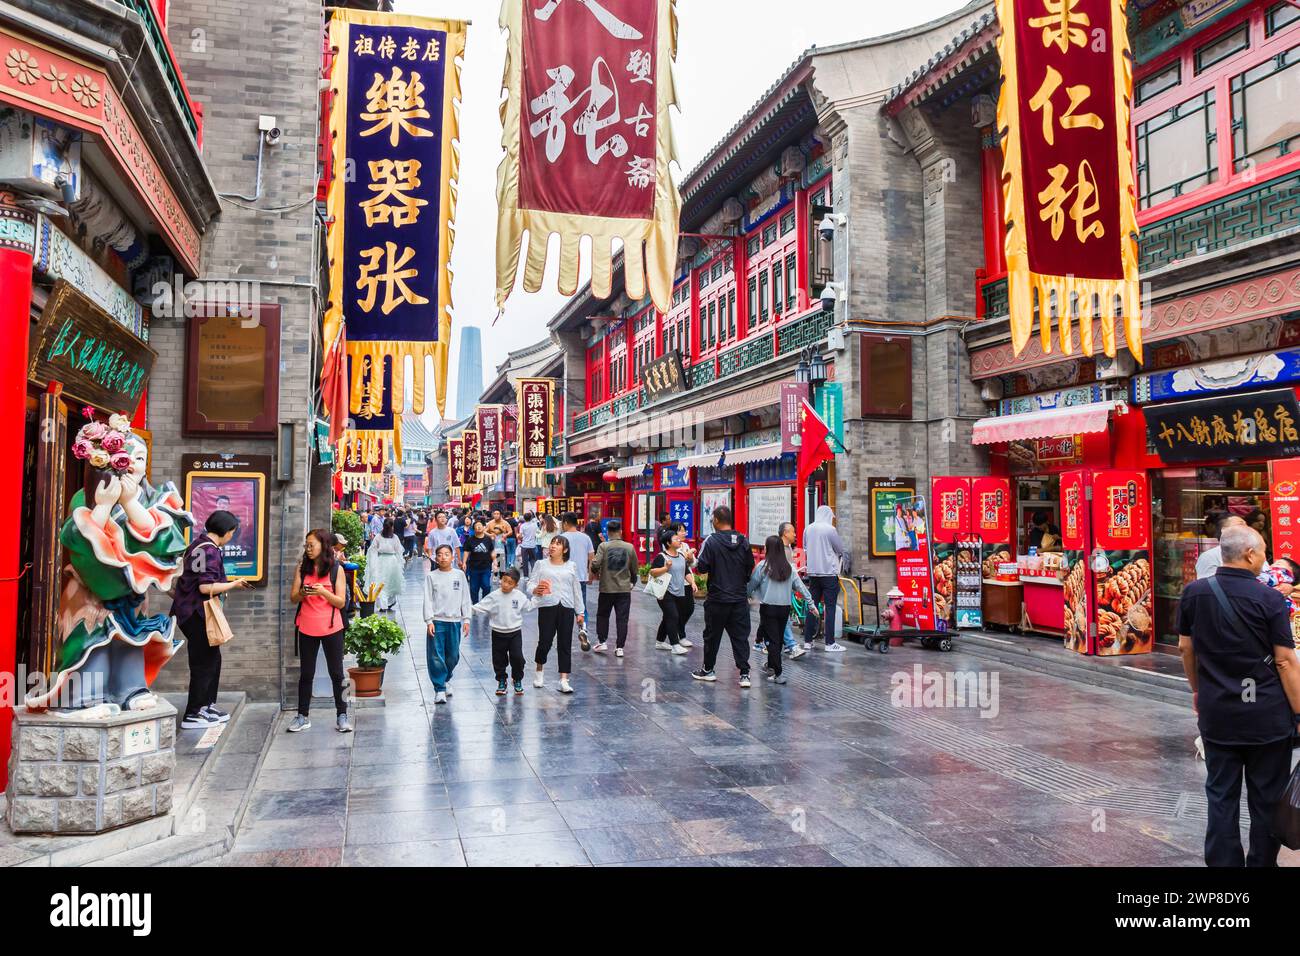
[1275,762,1300,850]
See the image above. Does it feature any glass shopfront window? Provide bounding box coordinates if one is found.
[1150,465,1271,646]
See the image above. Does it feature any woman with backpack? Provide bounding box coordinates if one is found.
[650,526,695,656]
[747,534,815,685]
[288,529,351,733]
[171,510,251,729]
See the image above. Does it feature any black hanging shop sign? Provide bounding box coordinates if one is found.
[1145,388,1300,463]
[641,349,687,403]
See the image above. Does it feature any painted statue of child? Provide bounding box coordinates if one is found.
[27,427,192,713]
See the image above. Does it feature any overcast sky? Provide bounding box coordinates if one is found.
[397,0,971,423]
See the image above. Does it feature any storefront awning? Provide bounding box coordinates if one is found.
[722,442,785,466]
[972,400,1124,445]
[615,463,650,479]
[679,450,725,470]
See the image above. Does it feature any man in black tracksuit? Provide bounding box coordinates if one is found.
[692,505,756,687]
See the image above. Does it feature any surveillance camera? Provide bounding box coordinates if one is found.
[264,127,283,146]
[819,283,839,308]
[817,217,835,241]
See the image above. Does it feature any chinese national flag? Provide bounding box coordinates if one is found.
[321,327,348,445]
[798,398,833,480]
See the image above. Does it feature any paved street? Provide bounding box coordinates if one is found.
[217,561,1286,867]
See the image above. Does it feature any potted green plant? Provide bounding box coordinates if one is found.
[343,613,406,697]
[692,573,708,599]
[638,562,652,584]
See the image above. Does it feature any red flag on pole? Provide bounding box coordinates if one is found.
[321,327,348,445]
[798,398,833,480]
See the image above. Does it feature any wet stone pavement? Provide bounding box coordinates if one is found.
[218,561,1294,867]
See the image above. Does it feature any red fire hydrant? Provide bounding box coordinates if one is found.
[883,587,905,632]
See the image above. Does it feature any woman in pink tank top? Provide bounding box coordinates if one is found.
[289,529,351,734]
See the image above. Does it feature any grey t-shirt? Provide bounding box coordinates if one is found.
[563,530,594,582]
[652,551,688,596]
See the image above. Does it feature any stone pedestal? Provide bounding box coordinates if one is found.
[5,700,177,834]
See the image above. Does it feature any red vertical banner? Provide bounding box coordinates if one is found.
[1090,469,1152,657]
[1270,459,1300,564]
[496,0,681,311]
[930,477,972,543]
[972,476,1012,543]
[462,429,481,494]
[1059,469,1092,655]
[448,435,465,499]
[517,378,552,487]
[995,0,1141,361]
[894,494,936,630]
[477,405,502,485]
[780,382,809,454]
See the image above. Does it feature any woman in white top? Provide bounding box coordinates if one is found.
[525,535,585,693]
[365,518,405,611]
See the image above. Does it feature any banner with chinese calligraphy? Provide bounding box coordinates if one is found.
[495,0,681,313]
[448,435,465,500]
[323,9,466,454]
[1144,389,1300,463]
[517,378,554,488]
[462,429,481,495]
[477,405,503,485]
[995,0,1141,361]
[342,352,403,464]
[341,433,389,475]
[1270,459,1300,566]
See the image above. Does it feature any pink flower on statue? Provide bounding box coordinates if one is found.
[101,431,126,454]
[72,439,92,460]
[81,421,108,442]
[109,452,132,472]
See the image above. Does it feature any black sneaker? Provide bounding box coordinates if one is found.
[691,668,717,682]
[201,705,231,724]
[578,628,591,652]
[739,673,752,689]
[180,711,218,730]
[495,680,508,696]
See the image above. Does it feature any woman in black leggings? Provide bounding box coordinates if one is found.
[651,527,696,654]
[288,529,351,733]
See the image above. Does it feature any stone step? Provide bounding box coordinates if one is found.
[85,702,279,868]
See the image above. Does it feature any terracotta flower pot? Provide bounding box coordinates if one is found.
[348,664,385,698]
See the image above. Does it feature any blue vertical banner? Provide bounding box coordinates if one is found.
[324,9,466,458]
[669,499,695,539]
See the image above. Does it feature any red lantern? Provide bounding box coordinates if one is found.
[602,469,619,483]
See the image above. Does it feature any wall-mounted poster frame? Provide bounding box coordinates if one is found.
[182,454,272,587]
[868,476,915,557]
[184,304,281,437]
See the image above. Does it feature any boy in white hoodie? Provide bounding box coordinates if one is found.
[473,568,536,696]
[423,544,471,704]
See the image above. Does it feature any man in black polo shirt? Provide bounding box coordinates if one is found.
[1178,524,1300,867]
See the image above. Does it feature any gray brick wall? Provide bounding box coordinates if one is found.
[150,0,327,705]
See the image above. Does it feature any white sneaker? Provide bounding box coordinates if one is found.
[801,641,813,650]
[435,691,447,704]
[593,642,608,653]
[679,639,694,648]
[655,641,671,651]
[790,646,807,660]
[445,687,453,698]
[615,648,624,658]
[558,678,574,694]
[671,644,690,656]
[824,643,846,653]
[533,673,545,689]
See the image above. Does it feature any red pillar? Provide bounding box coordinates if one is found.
[0,195,35,791]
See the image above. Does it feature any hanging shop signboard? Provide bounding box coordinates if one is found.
[517,378,553,487]
[182,454,271,587]
[1144,388,1300,463]
[815,381,845,449]
[1271,459,1300,566]
[995,0,1141,360]
[780,382,809,454]
[477,405,502,484]
[29,280,155,415]
[641,349,687,402]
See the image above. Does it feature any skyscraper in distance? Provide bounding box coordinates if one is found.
[455,325,484,421]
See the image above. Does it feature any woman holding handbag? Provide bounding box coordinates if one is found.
[171,511,250,730]
[650,527,695,656]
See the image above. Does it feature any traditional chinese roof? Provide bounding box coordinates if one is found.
[401,412,439,452]
[885,4,998,114]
